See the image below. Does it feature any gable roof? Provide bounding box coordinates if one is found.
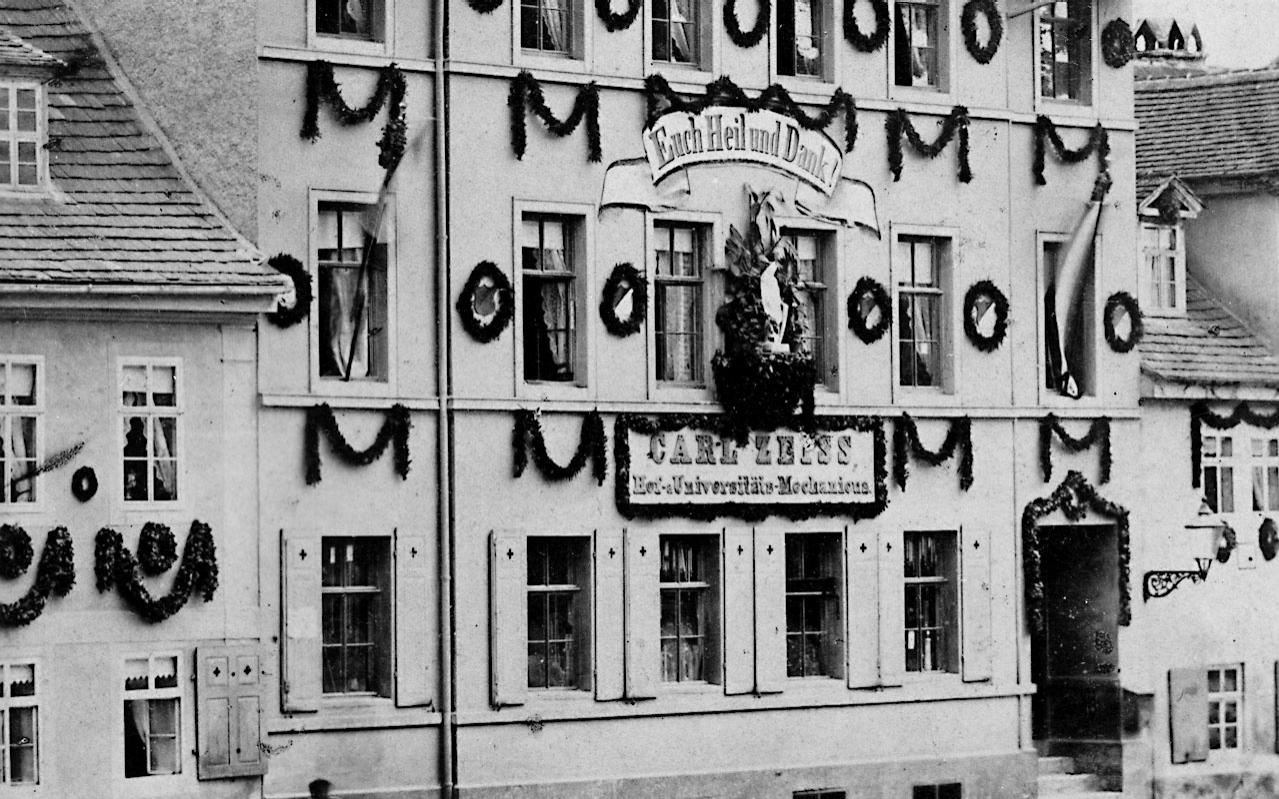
[0,1,281,296]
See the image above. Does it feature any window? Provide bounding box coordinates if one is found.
[317,201,390,382]
[321,538,391,696]
[1042,238,1094,397]
[903,531,957,674]
[123,655,181,778]
[913,784,962,799]
[777,0,827,78]
[1207,665,1242,752]
[795,791,846,799]
[785,534,841,678]
[522,214,581,383]
[0,84,41,189]
[659,536,719,683]
[0,662,37,785]
[526,538,590,690]
[894,0,942,88]
[654,223,706,385]
[315,0,385,41]
[1202,435,1235,514]
[786,231,834,386]
[0,358,38,504]
[652,0,702,65]
[121,361,179,503]
[1141,223,1183,312]
[897,236,948,389]
[1251,438,1279,512]
[1039,0,1091,102]
[521,0,579,55]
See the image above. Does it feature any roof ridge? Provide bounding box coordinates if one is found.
[1136,66,1279,90]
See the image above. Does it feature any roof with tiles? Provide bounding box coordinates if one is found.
[0,27,60,69]
[1142,278,1279,389]
[0,0,278,292]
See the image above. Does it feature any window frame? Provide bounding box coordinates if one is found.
[1200,432,1238,515]
[647,212,722,401]
[121,652,185,783]
[657,533,722,688]
[525,536,593,692]
[320,536,393,699]
[891,225,957,400]
[1139,221,1186,316]
[902,530,959,677]
[512,0,592,72]
[0,659,40,787]
[772,0,838,88]
[784,532,844,681]
[780,224,840,394]
[1036,230,1100,406]
[890,0,953,98]
[0,355,43,512]
[651,219,711,390]
[0,82,47,193]
[1034,0,1095,109]
[306,0,393,56]
[117,357,183,509]
[645,0,717,72]
[1206,664,1243,755]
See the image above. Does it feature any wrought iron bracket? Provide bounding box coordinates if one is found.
[1142,558,1213,601]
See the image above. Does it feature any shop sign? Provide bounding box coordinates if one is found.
[644,108,844,196]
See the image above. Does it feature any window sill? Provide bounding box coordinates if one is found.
[309,34,390,58]
[773,74,838,102]
[889,83,952,106]
[514,51,589,76]
[267,701,441,734]
[518,380,592,403]
[311,375,397,399]
[1036,97,1097,119]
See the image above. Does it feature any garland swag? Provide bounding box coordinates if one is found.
[457,261,515,343]
[843,0,890,52]
[1101,19,1136,69]
[886,106,972,183]
[267,254,313,328]
[300,61,409,172]
[600,262,647,337]
[1040,414,1111,484]
[513,409,608,485]
[724,0,770,48]
[1103,291,1144,353]
[596,0,642,31]
[848,276,892,344]
[644,74,858,152]
[305,404,412,485]
[0,527,74,627]
[1033,116,1110,186]
[0,525,33,580]
[961,0,1003,65]
[509,71,602,163]
[1190,402,1279,489]
[893,414,974,491]
[94,522,218,624]
[1023,471,1131,634]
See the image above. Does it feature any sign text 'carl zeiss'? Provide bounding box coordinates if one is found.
[644,108,844,196]
[625,426,876,507]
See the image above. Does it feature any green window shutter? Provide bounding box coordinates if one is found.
[1169,667,1209,763]
[623,528,659,700]
[593,529,625,701]
[281,531,321,713]
[197,645,266,779]
[753,528,787,695]
[489,531,528,708]
[961,527,993,683]
[846,528,880,689]
[394,532,434,708]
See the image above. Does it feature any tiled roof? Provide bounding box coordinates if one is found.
[1142,279,1279,389]
[0,1,279,292]
[0,27,59,69]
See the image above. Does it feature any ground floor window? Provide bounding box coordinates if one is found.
[321,537,392,696]
[526,537,590,690]
[0,662,37,785]
[1208,665,1242,752]
[659,535,719,683]
[123,655,181,778]
[904,531,958,673]
[913,784,961,799]
[785,533,841,678]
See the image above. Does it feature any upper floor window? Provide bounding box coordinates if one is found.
[659,535,720,683]
[903,531,957,674]
[0,662,37,786]
[526,537,590,690]
[522,214,582,383]
[0,84,42,189]
[123,654,181,778]
[0,358,39,504]
[316,0,385,41]
[894,0,943,88]
[1039,0,1091,102]
[521,0,581,56]
[1141,222,1184,313]
[652,0,702,65]
[322,537,391,697]
[654,222,706,385]
[1042,238,1094,398]
[1251,438,1279,513]
[1201,434,1235,514]
[121,361,179,503]
[317,202,390,382]
[897,235,949,390]
[786,230,835,387]
[777,0,828,78]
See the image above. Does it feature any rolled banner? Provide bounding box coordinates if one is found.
[1047,172,1111,398]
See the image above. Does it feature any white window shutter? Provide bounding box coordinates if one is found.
[960,527,993,683]
[490,531,528,708]
[623,528,659,700]
[281,531,321,713]
[723,531,756,696]
[394,532,434,708]
[753,528,787,694]
[593,530,625,701]
[197,645,266,779]
[878,529,906,687]
[1169,667,1209,763]
[846,527,880,688]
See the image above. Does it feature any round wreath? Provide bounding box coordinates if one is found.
[72,466,98,502]
[0,525,33,580]
[137,522,178,576]
[1101,18,1135,69]
[595,0,641,30]
[724,0,770,48]
[843,0,890,53]
[1260,518,1279,562]
[1103,291,1144,353]
[266,253,313,329]
[961,0,1003,65]
[457,261,514,343]
[848,276,891,344]
[600,262,647,337]
[962,280,1009,353]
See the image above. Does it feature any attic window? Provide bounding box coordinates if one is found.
[0,83,41,189]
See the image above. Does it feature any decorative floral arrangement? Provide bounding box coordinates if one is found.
[1190,402,1279,490]
[843,0,890,52]
[1103,291,1144,353]
[1040,414,1111,484]
[509,71,602,163]
[1260,518,1278,562]
[305,404,412,485]
[961,0,1003,64]
[600,262,647,337]
[886,106,973,183]
[0,525,33,580]
[1023,471,1131,634]
[513,409,608,485]
[94,521,219,624]
[893,414,974,491]
[137,522,178,576]
[300,61,408,173]
[266,253,313,328]
[848,276,891,344]
[1034,116,1110,186]
[458,261,515,343]
[0,527,75,627]
[71,465,98,502]
[1101,18,1136,69]
[724,0,770,48]
[595,0,642,30]
[962,280,1009,353]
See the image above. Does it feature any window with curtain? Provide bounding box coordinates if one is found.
[0,662,38,786]
[652,0,700,64]
[123,655,181,778]
[526,538,590,690]
[0,359,38,504]
[785,231,832,384]
[120,361,178,503]
[1142,223,1183,312]
[316,0,383,40]
[894,0,941,87]
[522,215,578,382]
[659,536,717,683]
[321,538,391,697]
[897,236,947,389]
[777,0,824,77]
[0,85,41,188]
[785,534,841,678]
[1039,0,1091,102]
[655,223,705,385]
[521,0,575,55]
[903,531,957,673]
[318,202,390,382]
[1201,435,1235,514]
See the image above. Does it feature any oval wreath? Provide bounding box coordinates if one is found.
[595,0,642,30]
[1103,291,1144,353]
[457,261,515,343]
[1101,18,1136,69]
[843,0,890,53]
[724,0,770,48]
[1260,518,1278,562]
[962,280,1009,353]
[137,522,178,576]
[848,276,891,345]
[266,253,313,329]
[72,465,98,502]
[600,262,647,337]
[961,0,1003,65]
[0,525,33,580]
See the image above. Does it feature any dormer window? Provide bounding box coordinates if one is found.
[1141,222,1185,313]
[0,83,42,189]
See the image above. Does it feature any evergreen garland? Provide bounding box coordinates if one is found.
[94,521,219,624]
[1190,402,1279,489]
[724,0,770,48]
[513,409,608,485]
[457,261,515,343]
[1103,291,1144,353]
[848,276,892,344]
[1033,116,1110,186]
[711,352,818,441]
[843,0,890,52]
[1101,18,1136,69]
[466,0,504,12]
[266,254,313,328]
[596,0,643,31]
[886,106,973,183]
[962,280,1009,353]
[893,413,974,491]
[600,262,647,337]
[305,404,413,485]
[960,0,1003,64]
[509,71,603,163]
[0,525,33,580]
[137,522,178,576]
[0,527,75,628]
[1039,414,1112,484]
[300,60,409,173]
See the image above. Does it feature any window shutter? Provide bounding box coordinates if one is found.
[490,531,528,708]
[1169,667,1209,763]
[846,528,880,689]
[197,645,266,779]
[623,528,659,700]
[723,531,756,696]
[753,528,787,694]
[878,529,906,688]
[394,532,434,708]
[960,527,993,683]
[593,530,625,701]
[281,531,321,713]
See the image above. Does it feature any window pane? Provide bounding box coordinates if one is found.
[9,663,33,697]
[124,658,150,691]
[1220,468,1235,513]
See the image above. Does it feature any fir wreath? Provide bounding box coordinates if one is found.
[137,522,178,577]
[0,527,75,628]
[962,280,1009,353]
[1039,413,1111,484]
[600,262,647,337]
[71,466,98,502]
[457,261,515,343]
[848,276,891,344]
[300,61,408,173]
[960,0,1002,64]
[305,404,413,485]
[1190,402,1279,490]
[1033,116,1110,186]
[596,0,642,31]
[886,106,973,183]
[1103,291,1143,353]
[893,413,974,491]
[1101,18,1136,69]
[266,253,313,328]
[0,524,33,580]
[509,71,603,163]
[512,409,608,485]
[724,0,770,48]
[94,521,219,624]
[843,0,890,52]
[1260,518,1278,562]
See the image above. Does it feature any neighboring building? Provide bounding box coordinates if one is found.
[1133,17,1212,80]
